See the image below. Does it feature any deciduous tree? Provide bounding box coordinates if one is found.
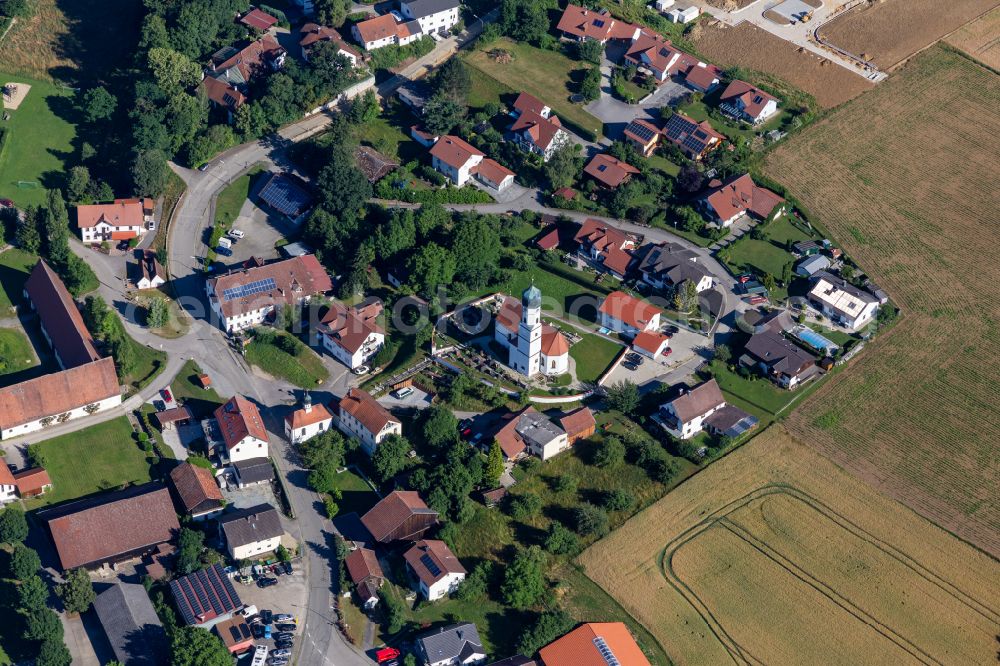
[56,568,95,614]
[501,546,547,609]
[170,626,232,666]
[0,505,28,544]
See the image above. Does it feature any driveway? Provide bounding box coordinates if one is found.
[602,326,711,389]
[586,79,687,140]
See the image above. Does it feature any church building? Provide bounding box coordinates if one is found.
[494,285,570,377]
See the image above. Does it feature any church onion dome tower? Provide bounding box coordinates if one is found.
[522,283,542,309]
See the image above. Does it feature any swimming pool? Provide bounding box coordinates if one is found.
[793,326,839,354]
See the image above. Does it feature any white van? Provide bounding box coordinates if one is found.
[251,645,268,666]
[394,386,415,399]
[217,237,232,250]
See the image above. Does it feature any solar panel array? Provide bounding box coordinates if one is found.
[626,121,657,143]
[223,277,276,302]
[169,563,242,626]
[259,175,312,217]
[420,553,442,577]
[593,636,621,666]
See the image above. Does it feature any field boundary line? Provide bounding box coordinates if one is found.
[718,518,939,665]
[658,484,999,662]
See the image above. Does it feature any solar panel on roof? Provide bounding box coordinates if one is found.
[259,175,312,217]
[230,626,242,641]
[239,622,252,639]
[627,122,656,142]
[593,636,621,666]
[593,19,604,27]
[420,553,442,577]
[222,277,276,301]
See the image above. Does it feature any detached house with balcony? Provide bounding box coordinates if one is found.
[336,388,402,456]
[404,539,466,601]
[299,23,361,65]
[76,198,155,243]
[662,112,724,160]
[557,4,638,43]
[638,241,714,293]
[574,218,637,279]
[317,297,385,370]
[400,0,460,36]
[658,379,758,440]
[429,135,513,191]
[510,110,569,161]
[218,504,283,560]
[203,36,286,120]
[740,330,817,388]
[623,29,720,89]
[718,80,779,125]
[807,272,879,331]
[598,291,661,337]
[701,174,787,227]
[214,395,269,464]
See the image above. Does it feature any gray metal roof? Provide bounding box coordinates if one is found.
[93,583,169,666]
[516,410,566,449]
[402,0,459,19]
[233,457,275,484]
[219,503,283,547]
[795,254,831,276]
[418,623,486,663]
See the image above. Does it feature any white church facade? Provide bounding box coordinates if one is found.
[494,285,570,377]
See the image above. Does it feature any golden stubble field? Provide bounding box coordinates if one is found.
[762,44,1000,556]
[691,22,874,108]
[945,5,1000,69]
[578,427,1000,665]
[819,0,999,69]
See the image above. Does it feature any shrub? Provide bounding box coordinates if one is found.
[573,503,609,537]
[602,488,635,512]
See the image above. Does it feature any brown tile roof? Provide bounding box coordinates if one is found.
[43,484,180,570]
[599,291,660,330]
[0,357,120,432]
[208,255,332,320]
[512,92,547,116]
[354,13,405,44]
[403,539,466,587]
[320,299,384,354]
[684,64,721,89]
[559,407,595,440]
[539,622,650,666]
[536,227,561,251]
[429,135,483,170]
[705,173,785,222]
[338,388,398,438]
[662,112,724,159]
[623,118,661,147]
[75,200,146,230]
[213,35,284,80]
[511,110,565,151]
[668,379,725,422]
[472,158,515,185]
[215,615,255,652]
[720,79,778,118]
[574,218,630,253]
[240,8,278,31]
[139,251,166,285]
[154,406,193,428]
[557,4,636,41]
[361,490,438,543]
[13,467,50,494]
[214,395,268,450]
[0,463,15,486]
[202,76,246,111]
[24,260,100,368]
[169,463,224,516]
[345,547,384,584]
[743,330,815,377]
[300,24,361,58]
[553,187,577,200]
[632,330,670,355]
[355,146,399,183]
[584,154,640,188]
[285,402,333,430]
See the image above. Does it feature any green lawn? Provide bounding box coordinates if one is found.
[168,359,225,417]
[334,468,380,516]
[24,416,154,508]
[214,165,265,228]
[121,333,167,393]
[705,360,797,415]
[494,263,610,321]
[246,330,330,388]
[0,248,37,313]
[0,327,37,377]
[569,333,623,384]
[724,237,793,279]
[0,73,77,206]
[646,154,680,177]
[806,323,856,347]
[354,101,425,164]
[468,71,514,111]
[464,39,604,140]
[764,213,815,246]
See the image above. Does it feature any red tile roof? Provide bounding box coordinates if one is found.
[429,135,483,170]
[208,254,333,320]
[354,13,409,44]
[240,8,278,31]
[511,110,565,151]
[13,467,50,495]
[202,76,246,110]
[512,92,548,116]
[320,300,383,354]
[403,540,466,587]
[361,490,438,543]
[553,187,577,200]
[472,158,515,185]
[719,79,778,119]
[599,291,660,330]
[535,227,561,250]
[76,200,146,230]
[345,547,384,584]
[285,402,333,430]
[541,327,569,356]
[154,406,193,428]
[169,463,224,515]
[625,29,707,79]
[557,4,636,41]
[338,388,398,439]
[559,407,595,440]
[44,484,180,570]
[633,330,670,355]
[704,173,785,222]
[622,118,661,147]
[214,395,268,450]
[0,463,15,487]
[539,622,650,666]
[24,260,100,368]
[584,154,640,188]
[684,64,721,90]
[0,357,120,432]
[213,35,284,80]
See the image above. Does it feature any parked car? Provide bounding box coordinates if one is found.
[263,624,272,640]
[229,229,245,239]
[274,614,294,623]
[622,362,637,371]
[239,605,258,618]
[737,273,753,284]
[376,647,401,663]
[275,623,296,632]
[282,561,292,575]
[748,295,768,305]
[251,645,268,666]
[274,640,293,650]
[162,388,173,403]
[217,246,233,257]
[251,624,265,639]
[352,365,370,376]
[274,632,294,641]
[260,610,273,624]
[394,386,414,399]
[198,164,209,172]
[257,577,277,588]
[272,649,292,659]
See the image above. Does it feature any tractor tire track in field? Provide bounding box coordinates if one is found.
[659,484,1000,664]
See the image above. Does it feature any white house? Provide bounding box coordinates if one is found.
[632,330,670,359]
[403,540,466,601]
[0,466,18,504]
[218,504,283,560]
[135,251,166,290]
[76,198,155,243]
[718,80,779,125]
[510,110,570,162]
[472,159,516,192]
[667,6,699,23]
[659,379,725,439]
[336,388,402,456]
[429,135,483,186]
[352,13,421,51]
[493,407,570,461]
[638,242,714,293]
[399,0,460,36]
[206,254,332,333]
[807,272,879,330]
[494,287,570,378]
[317,298,384,370]
[598,291,661,337]
[299,23,361,66]
[214,396,269,464]
[701,174,787,228]
[283,392,333,444]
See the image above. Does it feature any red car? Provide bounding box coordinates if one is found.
[376,647,400,663]
[748,295,768,305]
[162,388,173,403]
[737,273,753,284]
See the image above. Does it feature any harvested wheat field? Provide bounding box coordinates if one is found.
[691,22,873,108]
[762,45,1000,556]
[579,426,1000,665]
[819,0,999,70]
[945,5,1000,69]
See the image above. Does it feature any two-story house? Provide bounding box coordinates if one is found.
[739,331,817,388]
[417,623,487,666]
[574,218,637,279]
[214,395,269,463]
[429,135,484,186]
[352,13,421,51]
[76,198,155,243]
[637,241,714,294]
[492,407,570,461]
[701,173,787,227]
[510,110,569,161]
[299,23,362,65]
[807,272,879,330]
[598,291,661,337]
[661,112,724,160]
[317,297,385,370]
[336,388,402,456]
[218,504,283,560]
[403,539,466,601]
[718,80,779,125]
[399,0,460,36]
